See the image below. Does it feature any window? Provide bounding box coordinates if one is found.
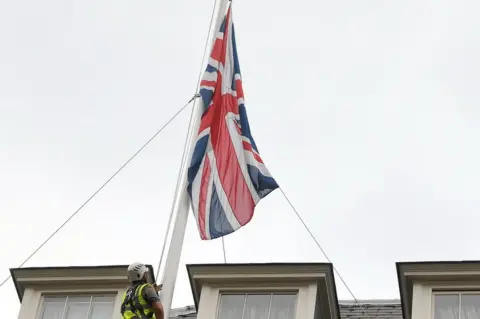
[433,292,480,319]
[217,292,297,319]
[39,295,115,319]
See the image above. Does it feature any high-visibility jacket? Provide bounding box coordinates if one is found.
[121,283,155,319]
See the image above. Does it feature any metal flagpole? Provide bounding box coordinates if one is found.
[158,0,229,317]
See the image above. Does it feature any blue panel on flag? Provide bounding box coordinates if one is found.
[199,88,214,112]
[188,134,209,185]
[238,105,259,153]
[247,165,279,197]
[209,184,234,238]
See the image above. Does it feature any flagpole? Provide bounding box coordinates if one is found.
[158,0,229,317]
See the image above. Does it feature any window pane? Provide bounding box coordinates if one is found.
[92,295,116,303]
[218,294,245,319]
[270,294,297,319]
[244,294,271,319]
[64,296,91,319]
[90,302,114,319]
[68,296,92,303]
[44,296,68,303]
[41,297,66,319]
[435,294,460,319]
[461,294,480,319]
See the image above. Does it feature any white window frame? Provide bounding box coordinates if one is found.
[431,291,480,319]
[196,283,318,319]
[410,282,480,319]
[18,287,125,319]
[216,291,299,319]
[36,293,117,319]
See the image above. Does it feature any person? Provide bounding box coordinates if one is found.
[120,262,165,319]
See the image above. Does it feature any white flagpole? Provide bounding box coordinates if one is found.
[158,0,230,317]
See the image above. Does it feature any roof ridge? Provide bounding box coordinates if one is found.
[169,299,402,313]
[169,300,403,319]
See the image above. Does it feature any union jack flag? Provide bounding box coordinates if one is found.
[187,4,278,240]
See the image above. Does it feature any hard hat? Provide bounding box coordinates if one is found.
[127,262,149,282]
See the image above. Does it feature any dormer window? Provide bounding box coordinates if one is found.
[397,261,480,319]
[187,263,340,319]
[9,265,155,319]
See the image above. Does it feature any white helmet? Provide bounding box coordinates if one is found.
[127,262,149,282]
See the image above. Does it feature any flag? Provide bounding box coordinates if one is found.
[187,4,278,240]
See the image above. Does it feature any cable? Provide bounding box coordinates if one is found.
[221,237,227,263]
[154,0,220,281]
[0,95,197,290]
[279,187,372,319]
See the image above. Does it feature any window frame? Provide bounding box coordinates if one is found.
[196,283,318,319]
[36,293,117,319]
[215,291,299,319]
[431,290,480,319]
[409,282,480,319]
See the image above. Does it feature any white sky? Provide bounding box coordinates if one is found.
[1,0,479,317]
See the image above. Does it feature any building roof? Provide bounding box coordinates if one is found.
[10,264,403,318]
[169,299,403,319]
[339,300,402,319]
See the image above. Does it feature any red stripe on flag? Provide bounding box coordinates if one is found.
[242,141,264,164]
[234,122,242,135]
[217,8,231,66]
[235,79,244,101]
[198,156,211,240]
[198,109,213,133]
[210,39,224,62]
[198,70,224,133]
[200,80,217,88]
[210,93,255,226]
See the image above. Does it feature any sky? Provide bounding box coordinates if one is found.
[1,0,479,317]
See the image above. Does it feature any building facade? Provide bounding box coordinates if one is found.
[10,261,480,319]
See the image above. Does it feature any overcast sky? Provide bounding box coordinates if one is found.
[1,0,480,317]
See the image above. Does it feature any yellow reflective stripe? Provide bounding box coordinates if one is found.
[123,310,137,317]
[135,284,154,317]
[121,283,155,319]
[136,284,149,305]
